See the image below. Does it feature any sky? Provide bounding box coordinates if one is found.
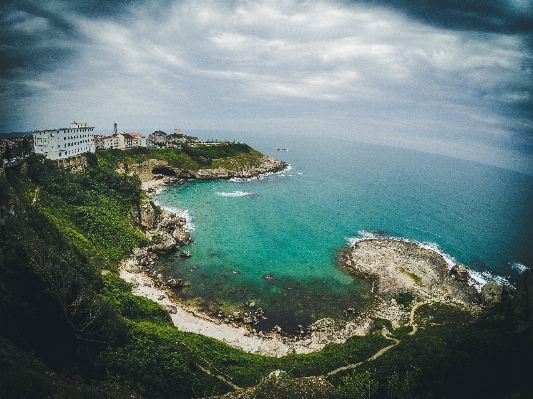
[1,0,532,173]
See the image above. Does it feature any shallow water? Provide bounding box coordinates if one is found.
[154,133,533,333]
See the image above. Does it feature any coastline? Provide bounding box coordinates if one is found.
[119,155,490,357]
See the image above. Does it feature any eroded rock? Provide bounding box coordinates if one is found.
[481,281,502,305]
[450,264,471,282]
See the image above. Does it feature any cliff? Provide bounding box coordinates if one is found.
[126,153,288,187]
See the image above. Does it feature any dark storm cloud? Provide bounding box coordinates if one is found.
[0,0,149,79]
[361,0,533,34]
[0,0,531,173]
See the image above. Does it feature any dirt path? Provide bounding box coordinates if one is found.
[325,300,429,378]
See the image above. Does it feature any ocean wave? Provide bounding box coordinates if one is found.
[216,191,259,197]
[511,262,529,274]
[229,165,293,183]
[152,201,195,232]
[346,230,513,290]
[468,270,512,291]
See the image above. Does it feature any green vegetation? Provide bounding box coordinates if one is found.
[329,302,533,399]
[1,149,532,399]
[339,370,379,398]
[95,142,263,171]
[397,266,423,285]
[396,291,415,308]
[374,317,394,332]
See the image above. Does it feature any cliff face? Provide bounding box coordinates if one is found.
[194,155,288,179]
[126,154,288,184]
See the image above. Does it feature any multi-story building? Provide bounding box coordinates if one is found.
[94,133,146,150]
[33,122,95,160]
[128,133,147,148]
[103,135,120,149]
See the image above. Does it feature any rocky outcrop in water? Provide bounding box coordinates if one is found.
[194,155,288,180]
[127,155,288,185]
[341,239,481,305]
[149,211,190,254]
[450,264,471,282]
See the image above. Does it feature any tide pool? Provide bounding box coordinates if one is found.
[154,133,533,333]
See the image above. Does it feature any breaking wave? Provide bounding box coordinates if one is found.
[511,262,529,274]
[216,191,259,197]
[229,165,293,182]
[153,201,195,232]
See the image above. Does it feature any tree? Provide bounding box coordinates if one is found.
[3,143,13,160]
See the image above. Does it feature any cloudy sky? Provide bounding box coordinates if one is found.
[1,0,532,173]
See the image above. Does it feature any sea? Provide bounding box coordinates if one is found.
[153,131,533,333]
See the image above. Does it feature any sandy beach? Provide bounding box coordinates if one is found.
[120,235,481,356]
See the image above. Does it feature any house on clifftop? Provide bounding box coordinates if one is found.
[33,122,96,160]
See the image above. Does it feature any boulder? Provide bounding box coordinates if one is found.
[172,227,190,245]
[167,278,184,287]
[180,250,192,258]
[481,281,502,305]
[149,232,176,254]
[165,304,178,314]
[450,264,471,282]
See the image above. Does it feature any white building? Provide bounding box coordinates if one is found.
[102,135,120,149]
[33,122,96,160]
[123,133,146,148]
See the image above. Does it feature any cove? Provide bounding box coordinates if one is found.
[154,133,533,333]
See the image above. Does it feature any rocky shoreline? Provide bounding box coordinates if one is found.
[124,154,289,195]
[119,156,504,357]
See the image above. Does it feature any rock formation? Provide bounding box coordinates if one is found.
[450,264,471,282]
[341,239,480,304]
[480,281,502,305]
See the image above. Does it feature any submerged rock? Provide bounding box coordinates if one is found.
[263,274,277,283]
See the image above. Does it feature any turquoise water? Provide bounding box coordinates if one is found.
[154,133,533,332]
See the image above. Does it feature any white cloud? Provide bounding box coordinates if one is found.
[10,0,532,173]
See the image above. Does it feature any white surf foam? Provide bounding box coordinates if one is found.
[347,230,514,291]
[216,191,259,197]
[153,201,195,232]
[229,165,293,183]
[511,262,529,274]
